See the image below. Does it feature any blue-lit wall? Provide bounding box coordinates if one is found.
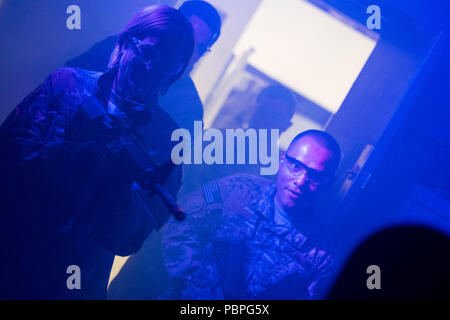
[318,0,450,265]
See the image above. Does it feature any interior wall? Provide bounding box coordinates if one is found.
[317,0,450,261]
[232,0,377,114]
[333,35,450,256]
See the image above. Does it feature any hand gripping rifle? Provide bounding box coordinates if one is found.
[75,95,186,222]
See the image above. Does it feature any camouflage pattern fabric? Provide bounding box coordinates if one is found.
[161,174,335,299]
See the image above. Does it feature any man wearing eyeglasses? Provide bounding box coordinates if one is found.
[0,5,194,299]
[160,130,341,299]
[275,131,340,215]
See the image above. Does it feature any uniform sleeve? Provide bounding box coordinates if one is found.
[0,72,74,164]
[161,191,224,299]
[0,70,106,205]
[307,251,336,299]
[90,164,183,256]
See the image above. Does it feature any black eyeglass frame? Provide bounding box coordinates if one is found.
[284,154,331,185]
[128,36,186,82]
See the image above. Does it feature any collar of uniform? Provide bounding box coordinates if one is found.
[95,67,159,118]
[248,184,319,233]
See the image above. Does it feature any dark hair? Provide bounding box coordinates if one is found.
[257,85,296,117]
[289,130,341,172]
[179,0,222,46]
[109,5,194,84]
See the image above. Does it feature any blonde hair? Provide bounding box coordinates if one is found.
[108,5,194,83]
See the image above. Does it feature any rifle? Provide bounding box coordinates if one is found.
[75,94,186,221]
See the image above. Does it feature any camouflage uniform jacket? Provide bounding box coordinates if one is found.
[162,174,335,299]
[0,67,180,299]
